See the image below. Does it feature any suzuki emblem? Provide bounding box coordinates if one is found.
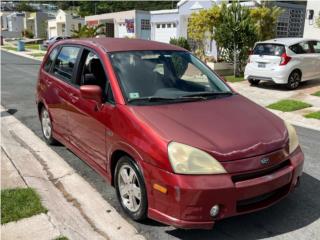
[260,157,270,165]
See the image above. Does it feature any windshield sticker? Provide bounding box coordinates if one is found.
[129,92,140,99]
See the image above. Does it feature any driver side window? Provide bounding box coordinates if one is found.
[76,49,114,103]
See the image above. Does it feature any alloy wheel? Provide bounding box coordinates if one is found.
[117,165,142,212]
[41,108,52,140]
[288,72,300,89]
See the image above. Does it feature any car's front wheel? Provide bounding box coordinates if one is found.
[40,106,57,145]
[115,156,147,221]
[286,71,301,90]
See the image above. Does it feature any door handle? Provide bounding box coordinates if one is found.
[69,93,79,103]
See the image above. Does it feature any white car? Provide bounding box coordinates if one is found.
[244,38,320,89]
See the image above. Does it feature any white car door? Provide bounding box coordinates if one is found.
[309,41,320,79]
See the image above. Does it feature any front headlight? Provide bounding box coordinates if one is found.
[284,121,299,154]
[168,142,226,174]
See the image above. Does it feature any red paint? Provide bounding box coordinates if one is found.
[36,38,304,229]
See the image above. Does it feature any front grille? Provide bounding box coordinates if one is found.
[232,160,291,183]
[236,183,290,212]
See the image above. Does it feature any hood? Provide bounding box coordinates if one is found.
[129,94,288,161]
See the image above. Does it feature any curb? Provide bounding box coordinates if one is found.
[1,47,43,61]
[1,106,146,240]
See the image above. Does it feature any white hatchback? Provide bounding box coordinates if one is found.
[244,38,320,89]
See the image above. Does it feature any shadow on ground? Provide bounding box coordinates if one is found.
[254,79,320,92]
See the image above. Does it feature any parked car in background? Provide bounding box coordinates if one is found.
[245,38,320,89]
[42,36,70,49]
[36,38,304,229]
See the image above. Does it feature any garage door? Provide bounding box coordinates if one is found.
[154,23,177,43]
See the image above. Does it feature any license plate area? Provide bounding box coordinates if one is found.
[258,62,266,68]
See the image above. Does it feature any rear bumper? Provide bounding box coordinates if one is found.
[244,64,290,84]
[142,147,304,229]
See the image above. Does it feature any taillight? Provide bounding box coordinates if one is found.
[280,53,291,65]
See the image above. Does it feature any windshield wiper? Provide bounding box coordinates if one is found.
[127,96,205,104]
[181,91,234,98]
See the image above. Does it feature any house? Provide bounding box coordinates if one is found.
[0,11,12,30]
[7,12,25,33]
[24,12,49,38]
[47,10,84,38]
[85,10,151,39]
[150,0,217,57]
[304,0,320,39]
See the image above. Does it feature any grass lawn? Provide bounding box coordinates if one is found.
[54,237,69,240]
[25,44,40,50]
[267,99,312,112]
[31,52,45,58]
[305,111,320,120]
[3,46,17,51]
[312,91,320,97]
[1,188,47,224]
[223,75,244,83]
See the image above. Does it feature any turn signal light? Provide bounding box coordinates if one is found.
[153,183,167,194]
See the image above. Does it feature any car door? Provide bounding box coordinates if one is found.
[47,45,81,141]
[308,41,320,78]
[65,48,114,171]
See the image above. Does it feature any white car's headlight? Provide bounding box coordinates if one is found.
[168,142,226,174]
[284,121,299,154]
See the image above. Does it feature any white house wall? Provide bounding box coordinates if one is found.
[304,0,320,39]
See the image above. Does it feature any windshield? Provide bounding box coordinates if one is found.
[253,43,285,56]
[109,51,232,104]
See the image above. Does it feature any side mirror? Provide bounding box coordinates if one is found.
[80,85,102,103]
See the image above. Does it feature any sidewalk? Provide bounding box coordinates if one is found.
[0,43,45,61]
[1,106,145,240]
[229,80,320,131]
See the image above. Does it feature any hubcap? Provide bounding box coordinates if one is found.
[290,73,300,88]
[41,109,51,139]
[118,165,141,212]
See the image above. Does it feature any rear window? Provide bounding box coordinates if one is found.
[253,44,285,56]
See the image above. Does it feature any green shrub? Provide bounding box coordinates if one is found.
[169,37,190,51]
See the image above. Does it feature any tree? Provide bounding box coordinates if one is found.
[214,2,257,76]
[250,6,283,41]
[187,6,220,60]
[316,11,320,28]
[16,2,36,12]
[71,24,105,38]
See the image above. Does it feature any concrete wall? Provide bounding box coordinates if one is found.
[7,13,25,33]
[304,0,320,39]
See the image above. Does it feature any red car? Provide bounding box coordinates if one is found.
[36,38,304,229]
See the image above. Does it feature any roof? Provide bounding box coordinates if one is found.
[260,38,319,46]
[61,38,187,52]
[150,9,179,15]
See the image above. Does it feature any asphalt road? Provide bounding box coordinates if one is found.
[1,50,320,240]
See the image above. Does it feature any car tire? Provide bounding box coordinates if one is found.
[286,71,301,90]
[249,79,260,86]
[115,156,147,221]
[40,106,57,145]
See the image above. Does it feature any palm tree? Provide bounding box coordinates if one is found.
[71,24,105,38]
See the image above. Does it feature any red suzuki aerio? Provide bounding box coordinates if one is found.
[36,38,304,229]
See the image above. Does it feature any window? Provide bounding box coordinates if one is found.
[44,47,58,72]
[173,23,176,28]
[156,24,160,28]
[289,42,312,54]
[161,24,165,28]
[53,46,80,82]
[141,19,150,30]
[253,44,285,56]
[77,49,113,102]
[309,41,320,53]
[167,23,171,28]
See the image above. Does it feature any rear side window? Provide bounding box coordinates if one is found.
[53,46,80,82]
[253,44,285,56]
[44,47,58,72]
[309,41,320,53]
[289,42,312,54]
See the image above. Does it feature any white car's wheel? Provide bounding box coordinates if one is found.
[286,71,301,90]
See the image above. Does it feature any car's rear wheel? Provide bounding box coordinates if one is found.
[115,156,147,221]
[286,71,301,90]
[249,79,260,86]
[40,106,57,145]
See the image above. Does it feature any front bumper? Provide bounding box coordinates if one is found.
[142,147,304,229]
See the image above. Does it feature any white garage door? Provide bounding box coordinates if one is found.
[154,23,177,43]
